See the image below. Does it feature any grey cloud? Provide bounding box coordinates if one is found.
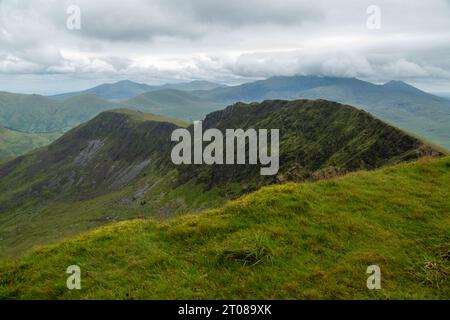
[0,0,450,93]
[53,0,324,42]
[185,0,323,27]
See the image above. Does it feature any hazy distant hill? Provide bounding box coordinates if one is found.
[49,80,225,101]
[0,91,117,133]
[122,89,224,121]
[0,126,60,161]
[0,100,442,257]
[0,88,219,135]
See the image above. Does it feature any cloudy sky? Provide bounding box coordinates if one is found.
[0,0,449,94]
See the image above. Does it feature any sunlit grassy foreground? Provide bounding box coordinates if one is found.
[0,157,449,299]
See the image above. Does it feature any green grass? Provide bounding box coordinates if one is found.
[0,168,225,259]
[110,108,190,127]
[0,156,448,299]
[0,126,60,161]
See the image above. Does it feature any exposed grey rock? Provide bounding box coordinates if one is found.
[74,140,104,166]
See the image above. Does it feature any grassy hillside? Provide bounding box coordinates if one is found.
[0,156,448,299]
[123,89,224,121]
[160,80,225,92]
[50,80,224,101]
[0,89,214,134]
[0,100,443,259]
[0,126,60,161]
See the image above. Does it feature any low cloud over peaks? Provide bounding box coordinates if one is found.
[0,0,450,93]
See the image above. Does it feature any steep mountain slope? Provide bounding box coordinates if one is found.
[50,80,225,101]
[0,92,118,133]
[196,76,450,149]
[122,89,224,121]
[0,100,443,258]
[0,156,448,299]
[177,99,442,192]
[0,126,60,161]
[297,79,450,149]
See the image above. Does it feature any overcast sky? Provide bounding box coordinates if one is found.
[0,0,449,94]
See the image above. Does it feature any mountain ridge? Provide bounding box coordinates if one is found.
[1,75,449,158]
[0,99,443,258]
[0,126,60,162]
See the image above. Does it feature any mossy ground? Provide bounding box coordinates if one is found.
[0,156,448,299]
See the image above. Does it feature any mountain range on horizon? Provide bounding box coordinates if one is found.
[48,80,227,101]
[0,75,449,159]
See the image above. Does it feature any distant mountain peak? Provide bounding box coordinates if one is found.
[113,79,148,86]
[382,80,424,94]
